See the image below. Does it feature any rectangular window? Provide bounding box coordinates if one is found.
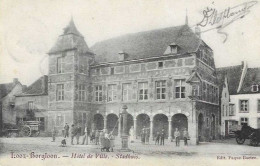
[240,100,249,112]
[78,85,86,101]
[110,67,114,75]
[57,57,65,73]
[122,83,132,101]
[56,84,64,101]
[192,84,200,97]
[229,104,235,116]
[28,101,34,111]
[156,80,166,99]
[175,79,186,98]
[240,117,248,126]
[158,62,164,68]
[138,82,148,101]
[226,105,228,116]
[107,84,117,102]
[95,85,103,102]
[258,100,260,112]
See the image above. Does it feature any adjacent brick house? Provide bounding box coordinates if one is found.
[46,18,220,144]
[15,75,48,132]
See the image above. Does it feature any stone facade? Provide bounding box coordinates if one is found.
[45,19,220,144]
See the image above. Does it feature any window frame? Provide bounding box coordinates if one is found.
[175,79,186,99]
[138,82,148,101]
[122,83,132,101]
[110,67,115,75]
[158,61,164,68]
[78,84,86,101]
[107,84,117,102]
[95,85,103,102]
[240,117,248,126]
[155,80,166,100]
[56,84,64,101]
[252,84,259,92]
[239,100,249,113]
[57,56,65,73]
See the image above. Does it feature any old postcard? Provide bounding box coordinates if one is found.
[0,0,260,166]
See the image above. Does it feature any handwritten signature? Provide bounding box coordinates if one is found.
[197,1,258,42]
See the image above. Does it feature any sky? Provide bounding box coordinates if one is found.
[0,0,260,86]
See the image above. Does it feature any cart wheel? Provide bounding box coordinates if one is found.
[21,125,31,137]
[236,137,245,144]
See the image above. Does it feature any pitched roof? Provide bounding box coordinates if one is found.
[63,18,83,37]
[17,75,48,96]
[239,67,260,94]
[91,25,201,63]
[0,83,15,99]
[48,19,93,55]
[216,65,243,95]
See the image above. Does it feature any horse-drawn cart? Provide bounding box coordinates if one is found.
[234,125,260,146]
[19,121,41,137]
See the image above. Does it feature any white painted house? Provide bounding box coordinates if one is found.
[217,62,260,137]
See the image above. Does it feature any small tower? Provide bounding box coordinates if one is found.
[47,18,94,132]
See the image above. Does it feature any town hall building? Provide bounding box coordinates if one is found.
[45,18,220,145]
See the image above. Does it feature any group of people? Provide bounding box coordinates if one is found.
[140,127,189,146]
[51,123,115,151]
[173,128,189,146]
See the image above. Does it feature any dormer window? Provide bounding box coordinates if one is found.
[170,43,178,54]
[118,51,127,61]
[251,84,259,92]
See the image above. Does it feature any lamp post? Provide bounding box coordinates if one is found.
[120,105,131,151]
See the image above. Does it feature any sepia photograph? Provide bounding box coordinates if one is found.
[0,0,260,166]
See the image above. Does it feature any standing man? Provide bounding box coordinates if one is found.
[174,128,180,147]
[160,129,165,145]
[155,131,160,145]
[81,123,88,145]
[64,123,69,138]
[71,124,76,145]
[183,128,189,146]
[76,124,81,145]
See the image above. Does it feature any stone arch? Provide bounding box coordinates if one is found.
[136,113,150,137]
[198,113,204,142]
[107,113,119,135]
[153,114,169,137]
[93,113,104,130]
[171,113,188,139]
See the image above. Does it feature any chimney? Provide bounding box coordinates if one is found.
[195,26,201,38]
[13,78,19,84]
